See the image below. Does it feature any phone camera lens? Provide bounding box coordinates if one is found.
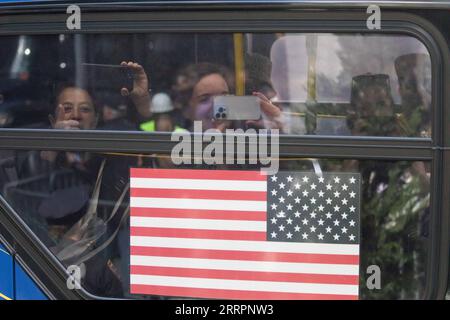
[218,107,224,113]
[221,113,226,119]
[215,113,221,119]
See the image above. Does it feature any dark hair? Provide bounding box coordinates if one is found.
[171,62,234,109]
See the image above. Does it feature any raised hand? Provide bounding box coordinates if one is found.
[246,91,284,131]
[120,61,152,118]
[49,104,80,130]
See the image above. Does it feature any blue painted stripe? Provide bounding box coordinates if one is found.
[0,244,14,300]
[14,263,47,300]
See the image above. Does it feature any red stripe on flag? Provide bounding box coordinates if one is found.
[130,246,359,265]
[130,227,266,241]
[130,266,360,285]
[130,207,267,221]
[130,168,266,181]
[130,188,267,201]
[130,284,358,300]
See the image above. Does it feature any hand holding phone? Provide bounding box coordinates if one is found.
[213,95,261,121]
[82,63,134,92]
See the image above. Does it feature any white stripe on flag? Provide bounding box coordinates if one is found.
[130,177,267,192]
[130,274,359,296]
[130,236,360,255]
[130,217,267,232]
[130,197,266,212]
[130,255,359,275]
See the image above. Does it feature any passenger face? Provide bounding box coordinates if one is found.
[57,87,97,130]
[155,114,174,132]
[189,73,229,124]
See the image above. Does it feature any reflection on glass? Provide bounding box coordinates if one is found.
[0,33,431,137]
[0,149,430,299]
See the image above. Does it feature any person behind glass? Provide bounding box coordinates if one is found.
[34,61,150,296]
[348,73,400,137]
[41,61,150,164]
[171,62,284,132]
[394,53,431,138]
[49,61,150,131]
[140,92,187,169]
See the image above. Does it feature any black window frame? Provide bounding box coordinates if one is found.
[0,7,448,300]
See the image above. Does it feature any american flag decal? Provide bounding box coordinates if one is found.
[129,169,360,300]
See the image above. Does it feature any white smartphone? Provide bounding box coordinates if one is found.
[213,95,261,121]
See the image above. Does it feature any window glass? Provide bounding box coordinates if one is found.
[0,33,432,137]
[0,149,431,299]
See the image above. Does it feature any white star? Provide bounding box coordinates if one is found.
[334,205,340,212]
[286,232,293,239]
[302,233,308,240]
[302,176,309,183]
[318,190,324,197]
[342,184,348,191]
[318,219,324,226]
[341,227,348,234]
[349,206,356,212]
[271,176,278,182]
[349,191,356,198]
[271,232,277,238]
[271,189,277,196]
[318,177,325,183]
[302,204,309,211]
[310,212,317,219]
[294,197,300,204]
[310,197,317,204]
[310,226,316,233]
[326,198,332,205]
[271,217,277,224]
[341,213,348,220]
[287,176,293,182]
[302,218,309,225]
[310,183,317,190]
[294,183,301,190]
[302,190,309,197]
[277,211,286,218]
[294,211,301,218]
[286,204,293,210]
[349,177,356,184]
[287,190,293,196]
[341,198,348,205]
[349,220,356,227]
[334,191,340,198]
[318,205,324,212]
[326,184,332,190]
[271,203,278,210]
[326,227,332,233]
[326,212,333,219]
[349,234,356,241]
[279,182,285,189]
[294,225,301,232]
[279,196,285,203]
[318,233,324,240]
[278,225,285,231]
[333,234,340,240]
[286,218,293,225]
[333,219,340,226]
[334,177,341,184]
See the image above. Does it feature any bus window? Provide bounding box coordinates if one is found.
[0,147,431,299]
[0,33,432,137]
